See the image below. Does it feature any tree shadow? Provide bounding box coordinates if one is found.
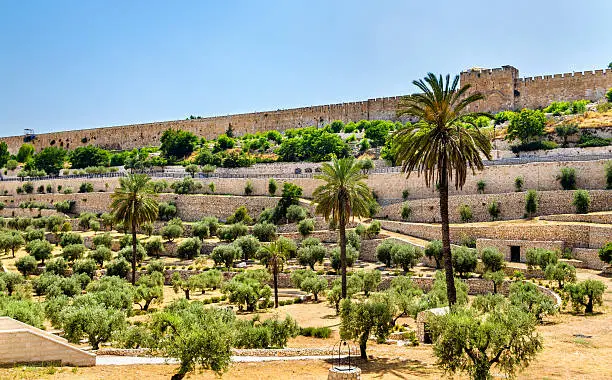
[339,357,435,379]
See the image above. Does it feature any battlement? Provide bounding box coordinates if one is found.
[2,64,611,153]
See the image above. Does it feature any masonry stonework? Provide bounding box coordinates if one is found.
[2,66,611,153]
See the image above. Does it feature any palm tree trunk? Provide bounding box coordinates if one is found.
[439,160,457,305]
[131,219,137,285]
[273,258,279,308]
[339,220,347,299]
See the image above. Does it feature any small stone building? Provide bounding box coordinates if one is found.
[416,306,449,344]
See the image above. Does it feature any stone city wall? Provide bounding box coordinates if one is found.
[540,212,612,224]
[461,66,612,113]
[0,97,403,153]
[572,248,607,270]
[379,189,612,223]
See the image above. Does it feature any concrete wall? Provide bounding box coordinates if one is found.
[0,317,95,367]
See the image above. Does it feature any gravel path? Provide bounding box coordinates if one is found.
[96,355,341,366]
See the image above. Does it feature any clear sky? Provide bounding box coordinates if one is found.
[1,0,611,137]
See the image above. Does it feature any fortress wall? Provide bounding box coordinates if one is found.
[0,97,402,154]
[516,69,612,109]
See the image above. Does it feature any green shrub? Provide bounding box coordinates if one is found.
[572,190,590,214]
[89,246,112,266]
[105,257,131,278]
[60,232,83,247]
[487,200,500,220]
[192,221,210,239]
[557,167,577,190]
[451,246,478,278]
[286,205,307,223]
[73,258,98,278]
[480,247,504,272]
[365,220,381,239]
[177,237,202,259]
[233,235,260,261]
[424,240,443,269]
[599,242,612,264]
[268,178,277,195]
[525,190,538,217]
[476,180,486,194]
[158,202,178,221]
[297,245,327,270]
[212,244,241,269]
[62,244,86,262]
[16,255,38,276]
[525,248,558,270]
[45,257,68,276]
[300,326,332,338]
[79,182,94,193]
[458,204,473,222]
[401,203,412,221]
[330,246,359,271]
[297,218,315,237]
[605,162,612,190]
[252,222,277,242]
[244,180,254,196]
[227,205,253,225]
[510,140,558,154]
[218,223,248,242]
[391,244,423,272]
[161,223,183,242]
[506,109,546,143]
[565,279,606,313]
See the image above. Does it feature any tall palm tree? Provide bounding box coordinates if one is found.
[313,157,373,298]
[110,174,158,284]
[395,73,492,305]
[260,239,290,308]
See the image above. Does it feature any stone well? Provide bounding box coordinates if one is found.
[328,366,362,380]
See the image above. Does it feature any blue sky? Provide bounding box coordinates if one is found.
[1,0,611,136]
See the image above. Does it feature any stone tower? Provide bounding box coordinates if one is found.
[459,65,519,113]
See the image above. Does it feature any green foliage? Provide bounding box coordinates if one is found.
[606,162,612,190]
[0,142,9,169]
[152,300,235,375]
[15,255,38,276]
[60,232,83,247]
[69,145,111,168]
[233,235,260,261]
[422,271,469,309]
[401,203,412,221]
[391,244,423,272]
[272,182,302,223]
[161,223,183,242]
[212,244,241,269]
[244,180,254,195]
[300,326,331,338]
[297,218,315,237]
[424,240,443,269]
[297,244,327,270]
[268,178,277,195]
[157,202,178,221]
[105,257,131,278]
[572,189,590,214]
[90,246,112,266]
[339,297,394,359]
[17,143,35,163]
[73,258,98,278]
[364,120,393,147]
[185,164,199,177]
[451,246,478,278]
[365,220,381,239]
[32,146,66,175]
[598,242,612,264]
[60,299,127,350]
[227,205,253,225]
[6,159,18,171]
[62,243,86,262]
[286,204,307,223]
[487,200,501,220]
[506,109,546,143]
[276,127,350,162]
[544,262,576,289]
[376,239,395,267]
[177,237,202,259]
[524,189,538,217]
[222,270,272,311]
[508,281,557,321]
[458,204,473,222]
[134,272,164,311]
[330,245,359,271]
[480,247,504,272]
[27,239,53,264]
[171,177,203,194]
[160,129,198,161]
[555,124,579,147]
[354,270,382,297]
[251,222,277,242]
[544,100,589,115]
[557,167,577,190]
[0,295,45,328]
[565,279,606,313]
[119,245,147,264]
[430,302,542,380]
[510,140,558,154]
[45,257,68,276]
[93,232,113,249]
[525,248,558,270]
[218,223,248,242]
[235,315,300,349]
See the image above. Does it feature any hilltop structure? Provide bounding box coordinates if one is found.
[1,65,611,153]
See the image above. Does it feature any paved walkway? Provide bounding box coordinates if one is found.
[96,355,341,366]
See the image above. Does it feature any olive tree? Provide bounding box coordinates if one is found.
[339,297,394,359]
[565,279,606,314]
[430,302,543,380]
